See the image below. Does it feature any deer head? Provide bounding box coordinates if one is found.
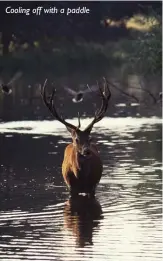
[41,78,111,157]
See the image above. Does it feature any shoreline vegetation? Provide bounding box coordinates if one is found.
[0,11,161,75]
[0,5,161,112]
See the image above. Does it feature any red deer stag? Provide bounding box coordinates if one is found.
[41,78,111,197]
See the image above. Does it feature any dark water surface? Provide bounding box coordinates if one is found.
[0,117,162,261]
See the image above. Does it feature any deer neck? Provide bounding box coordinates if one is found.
[73,145,92,169]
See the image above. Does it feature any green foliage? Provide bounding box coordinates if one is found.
[129,7,162,76]
[0,41,128,76]
[0,5,161,79]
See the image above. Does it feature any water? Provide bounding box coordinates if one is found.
[0,117,162,261]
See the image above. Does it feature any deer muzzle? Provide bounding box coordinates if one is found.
[81,147,91,157]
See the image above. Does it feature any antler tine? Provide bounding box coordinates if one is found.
[96,77,111,118]
[41,79,56,114]
[94,78,111,119]
[41,79,78,131]
[43,78,48,90]
[77,112,81,129]
[87,81,108,120]
[41,79,50,108]
[94,80,106,117]
[84,78,111,133]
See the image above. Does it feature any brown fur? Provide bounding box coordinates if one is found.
[62,142,103,196]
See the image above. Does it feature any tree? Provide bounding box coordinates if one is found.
[130,6,162,76]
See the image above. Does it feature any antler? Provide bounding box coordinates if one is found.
[77,112,81,129]
[41,79,78,132]
[84,77,111,134]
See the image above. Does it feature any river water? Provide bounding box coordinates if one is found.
[0,116,162,261]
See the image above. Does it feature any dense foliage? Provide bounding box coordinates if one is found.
[0,2,161,77]
[130,8,162,76]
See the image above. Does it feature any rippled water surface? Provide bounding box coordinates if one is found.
[0,117,162,261]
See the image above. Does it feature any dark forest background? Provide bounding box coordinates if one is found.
[0,1,162,121]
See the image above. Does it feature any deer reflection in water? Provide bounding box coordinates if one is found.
[63,195,103,247]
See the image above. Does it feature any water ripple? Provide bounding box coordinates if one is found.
[0,118,162,261]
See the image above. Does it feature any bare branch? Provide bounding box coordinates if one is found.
[106,78,157,104]
[106,79,139,102]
